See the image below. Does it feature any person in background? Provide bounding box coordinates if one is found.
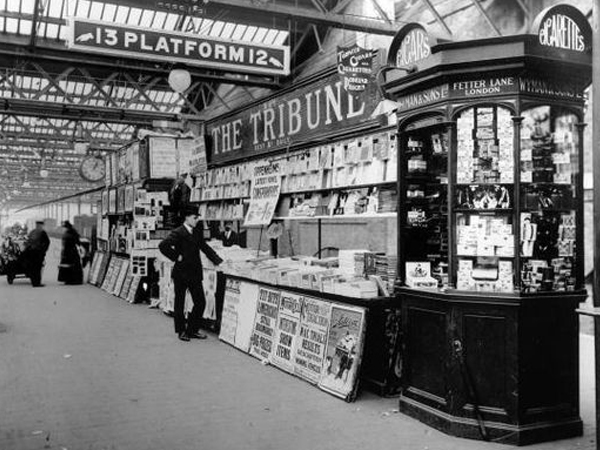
[220,221,238,247]
[58,221,83,285]
[159,206,223,342]
[24,220,50,287]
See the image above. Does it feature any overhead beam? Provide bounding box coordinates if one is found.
[0,38,281,89]
[113,0,400,36]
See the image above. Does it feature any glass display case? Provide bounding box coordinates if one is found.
[398,105,583,294]
[399,119,449,288]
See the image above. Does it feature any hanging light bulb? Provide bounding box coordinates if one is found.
[39,169,49,178]
[168,68,192,93]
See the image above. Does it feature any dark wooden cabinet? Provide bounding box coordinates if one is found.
[398,287,585,445]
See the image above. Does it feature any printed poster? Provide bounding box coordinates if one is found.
[219,277,242,346]
[271,292,303,374]
[293,296,331,384]
[244,161,281,226]
[318,304,367,401]
[185,136,208,176]
[249,287,281,361]
[202,268,218,320]
[219,280,260,352]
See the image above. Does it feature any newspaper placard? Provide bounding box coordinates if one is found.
[219,277,242,346]
[185,136,207,176]
[271,292,303,374]
[293,296,331,384]
[249,287,281,361]
[244,162,281,226]
[202,268,218,320]
[318,304,367,401]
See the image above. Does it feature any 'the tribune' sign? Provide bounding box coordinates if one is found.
[67,18,290,76]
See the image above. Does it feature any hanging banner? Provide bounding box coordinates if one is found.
[244,161,281,227]
[337,44,374,96]
[67,19,289,76]
[318,304,367,401]
[206,71,381,164]
[293,297,331,384]
[271,292,303,374]
[249,287,281,361]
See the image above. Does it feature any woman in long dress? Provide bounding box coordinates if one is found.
[58,221,83,285]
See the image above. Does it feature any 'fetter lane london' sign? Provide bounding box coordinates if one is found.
[67,18,290,76]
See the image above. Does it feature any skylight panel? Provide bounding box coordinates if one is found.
[47,0,64,18]
[253,27,268,43]
[164,13,179,30]
[209,20,225,37]
[58,26,69,41]
[127,7,141,25]
[198,18,213,35]
[89,1,103,20]
[220,22,235,40]
[114,5,129,24]
[102,3,117,21]
[76,1,91,18]
[140,9,154,28]
[5,0,18,12]
[231,24,247,41]
[263,29,279,45]
[274,30,289,46]
[151,11,167,29]
[5,18,18,33]
[242,25,258,41]
[46,23,59,39]
[0,1,7,12]
[20,0,36,14]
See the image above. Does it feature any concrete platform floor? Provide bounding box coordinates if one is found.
[0,241,596,450]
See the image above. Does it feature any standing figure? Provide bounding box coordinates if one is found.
[24,220,50,287]
[58,221,83,285]
[159,206,223,342]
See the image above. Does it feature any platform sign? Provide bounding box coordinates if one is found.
[67,18,289,76]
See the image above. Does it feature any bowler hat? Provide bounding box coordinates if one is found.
[182,205,199,217]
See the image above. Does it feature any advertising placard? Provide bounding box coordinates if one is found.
[202,268,218,320]
[318,304,367,401]
[293,296,331,384]
[68,18,289,76]
[244,161,281,227]
[220,280,260,352]
[271,292,303,374]
[183,136,207,176]
[337,44,374,96]
[249,287,281,361]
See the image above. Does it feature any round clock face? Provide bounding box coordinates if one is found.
[79,155,105,182]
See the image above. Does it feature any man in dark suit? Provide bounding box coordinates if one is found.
[220,221,238,247]
[159,206,223,341]
[24,220,50,287]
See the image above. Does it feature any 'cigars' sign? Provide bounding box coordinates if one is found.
[206,72,380,164]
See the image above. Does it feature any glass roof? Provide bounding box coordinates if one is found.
[0,0,289,46]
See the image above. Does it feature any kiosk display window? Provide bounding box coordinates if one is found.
[519,106,579,292]
[400,121,449,288]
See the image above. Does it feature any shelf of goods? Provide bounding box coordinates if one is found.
[192,128,398,222]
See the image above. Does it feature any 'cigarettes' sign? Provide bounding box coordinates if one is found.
[67,18,290,76]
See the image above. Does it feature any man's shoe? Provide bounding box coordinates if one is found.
[178,332,190,342]
[189,331,207,340]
